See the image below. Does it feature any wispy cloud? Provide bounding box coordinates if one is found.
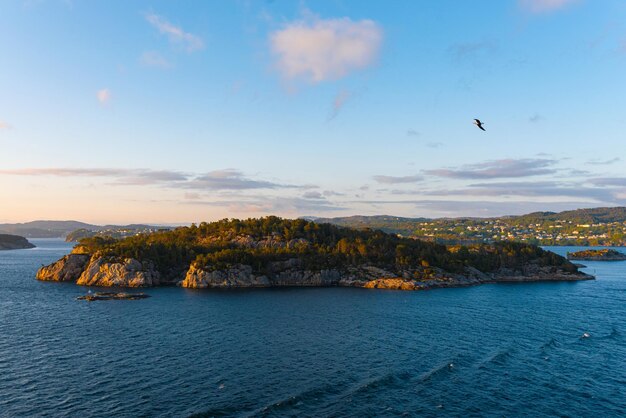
[270,14,383,83]
[425,158,558,179]
[0,121,12,130]
[529,113,544,123]
[426,142,443,149]
[518,0,579,14]
[462,181,616,201]
[328,89,353,120]
[186,196,344,213]
[96,88,111,104]
[406,129,420,137]
[0,168,297,191]
[588,177,626,187]
[586,157,620,166]
[183,169,296,190]
[146,13,204,52]
[413,200,600,218]
[323,190,345,197]
[303,191,323,199]
[373,174,423,184]
[139,51,172,68]
[349,198,609,218]
[449,40,497,61]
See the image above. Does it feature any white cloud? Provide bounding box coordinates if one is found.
[519,0,578,14]
[146,13,204,52]
[0,121,11,130]
[96,88,111,104]
[270,15,383,83]
[139,51,172,68]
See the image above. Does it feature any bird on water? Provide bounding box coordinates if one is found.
[473,118,485,131]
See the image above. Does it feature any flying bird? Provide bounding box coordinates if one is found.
[473,118,485,131]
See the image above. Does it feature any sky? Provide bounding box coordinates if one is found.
[2,0,626,224]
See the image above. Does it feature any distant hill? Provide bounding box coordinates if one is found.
[0,234,36,250]
[0,220,170,239]
[511,207,626,224]
[65,225,171,242]
[313,207,626,246]
[0,221,97,238]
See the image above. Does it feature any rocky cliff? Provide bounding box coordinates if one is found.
[178,258,592,290]
[36,254,90,282]
[37,254,160,287]
[37,249,593,290]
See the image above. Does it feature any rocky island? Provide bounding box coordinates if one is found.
[0,234,35,250]
[37,217,593,291]
[567,249,626,261]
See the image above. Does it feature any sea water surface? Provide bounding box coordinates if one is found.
[0,240,625,417]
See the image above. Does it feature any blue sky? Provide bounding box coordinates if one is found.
[1,0,626,224]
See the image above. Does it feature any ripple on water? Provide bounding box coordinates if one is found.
[1,242,625,416]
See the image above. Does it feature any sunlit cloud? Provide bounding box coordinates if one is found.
[0,121,11,130]
[146,13,204,52]
[96,88,111,104]
[518,0,579,14]
[184,192,201,200]
[139,51,172,68]
[270,14,383,83]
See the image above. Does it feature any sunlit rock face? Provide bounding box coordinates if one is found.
[36,254,90,282]
[76,257,160,287]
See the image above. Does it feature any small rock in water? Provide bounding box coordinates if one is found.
[76,292,150,301]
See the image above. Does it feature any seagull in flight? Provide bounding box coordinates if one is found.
[473,118,485,131]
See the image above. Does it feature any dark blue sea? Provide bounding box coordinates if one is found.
[0,240,624,417]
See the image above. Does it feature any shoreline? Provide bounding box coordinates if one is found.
[36,253,594,292]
